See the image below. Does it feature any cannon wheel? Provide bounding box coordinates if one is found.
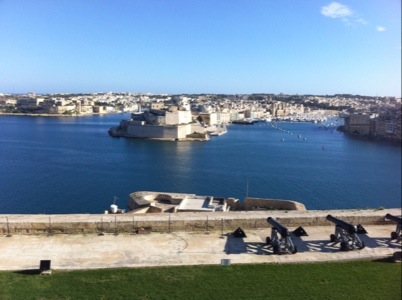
[340,241,349,251]
[391,232,398,240]
[273,244,280,254]
[330,234,336,242]
[266,237,271,244]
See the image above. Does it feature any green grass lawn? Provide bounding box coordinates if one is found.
[0,260,400,299]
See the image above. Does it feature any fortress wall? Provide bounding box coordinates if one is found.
[125,124,191,139]
[242,198,307,211]
[176,124,192,136]
[162,126,180,139]
[126,124,167,139]
[0,208,400,235]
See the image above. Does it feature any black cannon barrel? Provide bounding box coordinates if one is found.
[267,217,289,237]
[326,214,356,234]
[385,214,402,224]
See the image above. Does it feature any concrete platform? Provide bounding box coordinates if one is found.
[1,225,400,271]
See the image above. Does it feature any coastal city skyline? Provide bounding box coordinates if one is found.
[0,1,401,96]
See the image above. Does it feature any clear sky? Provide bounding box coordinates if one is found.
[0,0,400,96]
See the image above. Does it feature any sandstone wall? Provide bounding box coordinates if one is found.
[0,208,400,235]
[126,124,179,139]
[241,197,307,211]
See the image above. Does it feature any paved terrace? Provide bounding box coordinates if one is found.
[0,208,401,271]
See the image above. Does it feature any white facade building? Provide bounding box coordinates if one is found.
[165,110,192,125]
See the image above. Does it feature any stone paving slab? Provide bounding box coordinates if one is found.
[0,225,400,271]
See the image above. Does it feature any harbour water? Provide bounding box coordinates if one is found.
[0,114,400,214]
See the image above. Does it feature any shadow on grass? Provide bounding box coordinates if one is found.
[372,257,395,263]
[372,250,401,263]
[13,269,41,275]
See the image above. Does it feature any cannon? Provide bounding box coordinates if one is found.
[385,214,401,240]
[266,217,298,254]
[326,215,366,251]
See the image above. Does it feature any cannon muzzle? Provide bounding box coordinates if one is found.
[326,214,356,235]
[385,214,402,224]
[267,217,289,237]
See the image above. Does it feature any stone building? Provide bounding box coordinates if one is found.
[197,112,218,126]
[343,112,401,141]
[108,107,206,140]
[343,114,371,135]
[371,113,401,141]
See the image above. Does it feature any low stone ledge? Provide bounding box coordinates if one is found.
[0,208,400,235]
[241,197,307,211]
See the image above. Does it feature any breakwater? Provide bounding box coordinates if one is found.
[1,208,400,235]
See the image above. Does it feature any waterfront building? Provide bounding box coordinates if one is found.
[343,112,401,141]
[151,102,165,110]
[196,112,218,126]
[109,106,208,140]
[217,111,231,124]
[165,108,192,125]
[230,111,240,121]
[92,106,108,114]
[371,113,401,141]
[48,105,76,114]
[344,114,371,135]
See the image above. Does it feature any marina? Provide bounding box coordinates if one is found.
[232,118,258,125]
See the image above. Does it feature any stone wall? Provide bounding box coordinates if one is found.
[126,124,178,139]
[0,208,399,235]
[241,198,307,211]
[125,123,192,140]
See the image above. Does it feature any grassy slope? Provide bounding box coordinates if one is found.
[0,261,401,299]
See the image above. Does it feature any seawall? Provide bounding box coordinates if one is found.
[240,197,307,211]
[1,208,400,235]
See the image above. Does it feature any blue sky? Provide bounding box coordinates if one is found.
[0,1,400,96]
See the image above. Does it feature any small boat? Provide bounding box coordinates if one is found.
[232,118,257,125]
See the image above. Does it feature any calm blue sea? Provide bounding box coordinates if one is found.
[0,114,400,214]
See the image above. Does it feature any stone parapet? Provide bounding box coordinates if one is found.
[241,197,306,211]
[0,208,400,235]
